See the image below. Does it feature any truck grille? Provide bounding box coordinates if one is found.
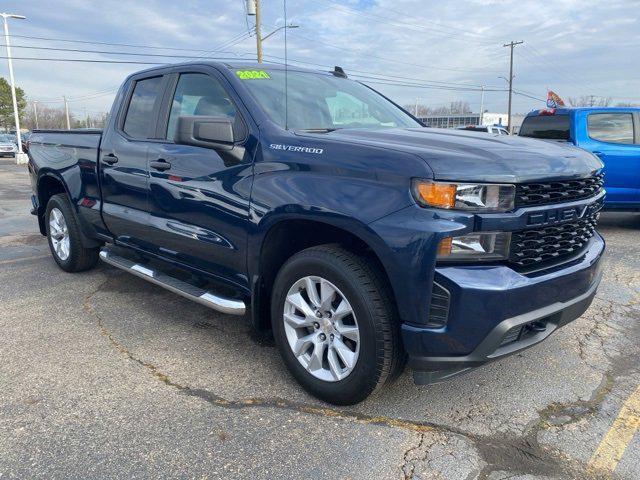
[509,212,599,268]
[515,172,604,208]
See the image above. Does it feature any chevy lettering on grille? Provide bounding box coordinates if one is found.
[526,197,604,227]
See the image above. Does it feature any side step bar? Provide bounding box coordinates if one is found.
[99,248,246,316]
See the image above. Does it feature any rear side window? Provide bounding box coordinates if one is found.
[123,76,163,138]
[519,115,570,140]
[587,113,634,144]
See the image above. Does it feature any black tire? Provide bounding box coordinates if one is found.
[271,245,404,405]
[45,193,99,272]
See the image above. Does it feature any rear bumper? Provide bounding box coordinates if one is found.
[403,233,605,384]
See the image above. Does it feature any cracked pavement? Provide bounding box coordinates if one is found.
[1,158,639,479]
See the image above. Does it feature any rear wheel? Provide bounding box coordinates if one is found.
[45,194,99,272]
[271,245,403,405]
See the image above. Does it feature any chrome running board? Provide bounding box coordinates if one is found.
[99,248,246,316]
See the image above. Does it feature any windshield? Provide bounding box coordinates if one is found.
[236,68,421,130]
[0,134,15,143]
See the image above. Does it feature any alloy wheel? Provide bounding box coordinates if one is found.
[283,276,360,382]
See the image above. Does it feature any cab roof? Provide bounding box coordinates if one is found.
[526,106,640,117]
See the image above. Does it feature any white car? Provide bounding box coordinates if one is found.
[0,134,17,157]
[457,125,510,135]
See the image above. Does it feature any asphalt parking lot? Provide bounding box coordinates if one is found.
[1,157,639,479]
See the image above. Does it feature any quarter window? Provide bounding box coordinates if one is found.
[123,76,163,139]
[587,113,634,144]
[167,73,236,141]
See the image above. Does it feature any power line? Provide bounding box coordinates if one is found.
[278,28,504,74]
[0,43,253,60]
[7,33,228,53]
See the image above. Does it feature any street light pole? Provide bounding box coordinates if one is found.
[1,12,27,164]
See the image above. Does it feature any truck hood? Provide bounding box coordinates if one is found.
[320,127,602,183]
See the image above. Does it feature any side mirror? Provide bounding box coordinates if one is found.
[175,115,235,150]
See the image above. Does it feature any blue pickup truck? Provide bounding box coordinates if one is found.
[519,107,640,210]
[28,62,605,404]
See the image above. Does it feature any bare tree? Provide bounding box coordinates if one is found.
[567,95,612,107]
[404,100,472,116]
[72,112,108,129]
[23,102,75,130]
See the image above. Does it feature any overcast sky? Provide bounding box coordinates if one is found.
[1,0,638,118]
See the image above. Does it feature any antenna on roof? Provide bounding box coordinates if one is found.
[284,0,289,130]
[332,66,347,78]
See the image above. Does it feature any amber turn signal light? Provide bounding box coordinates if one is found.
[412,181,457,209]
[437,237,453,256]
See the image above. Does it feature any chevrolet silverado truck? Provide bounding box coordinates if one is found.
[28,62,605,405]
[520,107,640,210]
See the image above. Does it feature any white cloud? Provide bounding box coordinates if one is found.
[0,0,637,118]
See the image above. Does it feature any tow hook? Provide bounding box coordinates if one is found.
[526,321,547,333]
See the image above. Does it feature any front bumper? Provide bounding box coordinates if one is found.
[404,233,605,384]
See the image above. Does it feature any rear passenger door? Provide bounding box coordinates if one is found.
[99,72,168,249]
[581,111,640,207]
[145,67,255,289]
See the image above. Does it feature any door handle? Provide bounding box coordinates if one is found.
[150,159,171,171]
[102,154,118,165]
[593,151,605,157]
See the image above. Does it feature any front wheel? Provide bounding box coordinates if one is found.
[271,245,404,405]
[45,194,99,272]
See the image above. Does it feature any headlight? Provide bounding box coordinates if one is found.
[412,180,515,212]
[437,232,511,262]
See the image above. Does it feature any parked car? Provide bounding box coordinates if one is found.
[519,107,640,211]
[21,131,31,153]
[28,62,604,404]
[0,133,17,157]
[457,125,509,135]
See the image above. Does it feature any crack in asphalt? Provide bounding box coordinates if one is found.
[401,432,426,480]
[83,270,639,480]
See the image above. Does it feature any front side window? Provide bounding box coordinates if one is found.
[519,115,570,140]
[236,68,421,130]
[587,113,634,144]
[167,73,236,141]
[123,76,163,139]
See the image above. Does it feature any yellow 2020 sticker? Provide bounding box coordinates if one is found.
[236,70,270,80]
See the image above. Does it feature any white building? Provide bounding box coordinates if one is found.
[418,113,524,132]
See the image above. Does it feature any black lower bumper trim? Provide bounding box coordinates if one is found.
[411,272,602,385]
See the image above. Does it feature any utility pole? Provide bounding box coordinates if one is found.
[1,12,27,164]
[33,100,38,130]
[246,0,298,63]
[503,40,523,134]
[63,95,70,130]
[479,85,485,126]
[252,0,263,63]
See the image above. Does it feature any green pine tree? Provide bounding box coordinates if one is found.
[0,77,26,131]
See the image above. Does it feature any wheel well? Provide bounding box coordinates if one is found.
[254,219,395,330]
[36,176,66,235]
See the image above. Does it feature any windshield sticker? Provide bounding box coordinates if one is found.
[236,70,270,80]
[270,144,324,154]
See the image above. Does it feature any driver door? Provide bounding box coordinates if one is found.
[146,69,254,288]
